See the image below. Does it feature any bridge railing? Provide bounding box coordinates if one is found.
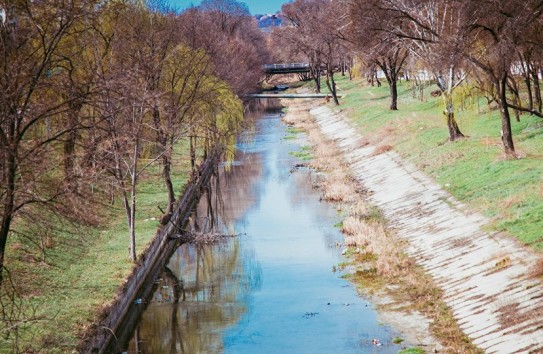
[264,63,310,70]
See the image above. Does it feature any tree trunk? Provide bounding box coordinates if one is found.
[524,74,534,112]
[443,94,465,141]
[190,136,196,171]
[313,67,321,93]
[63,103,81,185]
[446,112,464,141]
[389,79,398,110]
[162,152,175,215]
[497,77,516,157]
[525,77,534,112]
[325,66,340,105]
[531,66,542,112]
[129,141,139,262]
[0,145,16,288]
[507,78,521,122]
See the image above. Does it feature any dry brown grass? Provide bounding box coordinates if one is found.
[502,195,520,209]
[319,170,357,203]
[284,97,480,353]
[531,257,543,279]
[372,144,393,156]
[361,122,398,148]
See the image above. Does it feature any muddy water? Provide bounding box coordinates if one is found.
[125,100,404,353]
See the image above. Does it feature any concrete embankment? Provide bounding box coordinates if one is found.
[79,154,219,354]
[311,106,543,353]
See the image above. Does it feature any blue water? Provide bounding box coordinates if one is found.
[126,102,403,353]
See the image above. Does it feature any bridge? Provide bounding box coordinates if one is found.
[264,63,310,75]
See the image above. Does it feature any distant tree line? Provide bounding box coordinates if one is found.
[271,0,543,157]
[0,0,270,293]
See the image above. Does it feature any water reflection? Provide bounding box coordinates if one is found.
[125,99,403,353]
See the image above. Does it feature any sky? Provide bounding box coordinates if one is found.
[170,0,290,15]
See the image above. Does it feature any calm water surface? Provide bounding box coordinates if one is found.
[126,100,403,353]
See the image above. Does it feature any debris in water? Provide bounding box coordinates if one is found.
[372,338,382,346]
[302,312,319,319]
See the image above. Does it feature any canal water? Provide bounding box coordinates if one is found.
[125,100,404,353]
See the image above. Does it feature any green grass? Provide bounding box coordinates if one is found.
[1,141,193,352]
[286,126,303,134]
[333,75,543,250]
[289,145,313,161]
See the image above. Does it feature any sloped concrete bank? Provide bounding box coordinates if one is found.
[311,106,543,354]
[79,154,219,354]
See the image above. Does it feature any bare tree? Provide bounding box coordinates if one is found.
[461,0,543,157]
[179,1,270,96]
[353,0,467,139]
[279,0,348,104]
[349,0,410,110]
[0,0,100,287]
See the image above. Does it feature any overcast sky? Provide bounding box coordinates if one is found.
[170,0,290,14]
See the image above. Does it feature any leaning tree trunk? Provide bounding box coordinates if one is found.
[325,65,340,105]
[497,77,516,158]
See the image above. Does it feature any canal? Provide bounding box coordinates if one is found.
[124,99,405,353]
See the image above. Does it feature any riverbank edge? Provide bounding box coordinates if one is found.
[281,97,479,353]
[303,92,543,353]
[78,153,219,354]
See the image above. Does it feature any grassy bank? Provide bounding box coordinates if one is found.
[329,75,543,250]
[1,142,192,353]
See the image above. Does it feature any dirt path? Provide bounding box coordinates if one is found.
[311,106,543,354]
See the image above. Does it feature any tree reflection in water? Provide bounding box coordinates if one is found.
[126,100,277,353]
[128,238,261,354]
[127,137,268,352]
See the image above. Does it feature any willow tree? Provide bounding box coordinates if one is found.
[0,0,100,288]
[91,3,162,262]
[158,44,223,217]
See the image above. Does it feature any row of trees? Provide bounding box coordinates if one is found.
[0,0,269,292]
[271,0,543,157]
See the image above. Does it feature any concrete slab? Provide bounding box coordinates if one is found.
[311,106,543,354]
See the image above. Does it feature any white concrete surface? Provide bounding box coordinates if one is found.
[311,106,543,354]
